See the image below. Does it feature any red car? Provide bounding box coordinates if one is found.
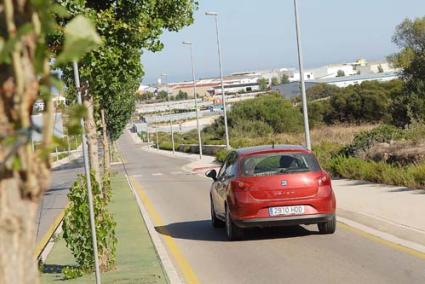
[206,145,336,241]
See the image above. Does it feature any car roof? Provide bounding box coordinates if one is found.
[235,144,310,156]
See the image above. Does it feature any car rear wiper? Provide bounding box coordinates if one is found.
[285,168,310,173]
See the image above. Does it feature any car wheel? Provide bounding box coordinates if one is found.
[318,215,336,234]
[225,206,243,241]
[210,198,225,228]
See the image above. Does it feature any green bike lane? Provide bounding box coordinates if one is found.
[41,173,167,283]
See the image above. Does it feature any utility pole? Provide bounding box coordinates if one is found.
[205,11,230,149]
[161,73,175,154]
[154,107,159,150]
[294,0,312,150]
[146,123,150,150]
[72,61,101,284]
[183,41,203,159]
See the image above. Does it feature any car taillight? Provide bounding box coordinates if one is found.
[317,173,331,187]
[317,173,332,197]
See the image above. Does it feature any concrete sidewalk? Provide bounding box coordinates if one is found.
[332,179,425,247]
[35,150,83,248]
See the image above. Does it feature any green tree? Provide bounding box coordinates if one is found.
[323,82,391,124]
[0,2,100,283]
[57,0,198,140]
[307,100,330,127]
[389,17,425,127]
[176,90,189,100]
[336,70,345,77]
[139,91,154,101]
[157,90,169,101]
[271,77,280,86]
[258,78,269,91]
[306,83,341,100]
[210,93,303,137]
[281,74,290,84]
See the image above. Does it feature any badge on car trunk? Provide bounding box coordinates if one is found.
[281,180,288,186]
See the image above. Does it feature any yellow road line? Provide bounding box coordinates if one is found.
[338,222,425,260]
[130,177,200,284]
[34,206,67,259]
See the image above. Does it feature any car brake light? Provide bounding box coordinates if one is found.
[317,173,332,197]
[317,173,331,187]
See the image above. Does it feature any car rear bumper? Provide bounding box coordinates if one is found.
[233,213,335,228]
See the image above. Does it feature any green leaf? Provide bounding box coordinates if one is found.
[50,3,70,18]
[56,16,102,64]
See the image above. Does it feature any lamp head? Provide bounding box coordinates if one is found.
[205,11,218,16]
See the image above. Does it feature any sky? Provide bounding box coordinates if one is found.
[141,0,425,84]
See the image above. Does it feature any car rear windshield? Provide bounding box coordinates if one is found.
[241,152,321,177]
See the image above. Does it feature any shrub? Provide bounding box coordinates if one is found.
[327,156,425,189]
[63,172,117,274]
[313,142,343,170]
[215,148,230,163]
[159,141,174,151]
[206,93,303,139]
[404,121,425,143]
[339,124,406,157]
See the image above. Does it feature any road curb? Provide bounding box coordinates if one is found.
[34,206,67,261]
[337,216,425,259]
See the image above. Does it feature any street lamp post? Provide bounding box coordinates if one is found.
[154,107,159,150]
[293,0,312,150]
[72,61,101,284]
[182,41,203,159]
[146,123,150,150]
[161,73,175,154]
[205,11,230,149]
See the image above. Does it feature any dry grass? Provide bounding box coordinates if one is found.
[366,141,425,165]
[272,124,379,146]
[229,123,379,148]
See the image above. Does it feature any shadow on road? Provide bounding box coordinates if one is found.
[155,220,318,242]
[51,158,84,172]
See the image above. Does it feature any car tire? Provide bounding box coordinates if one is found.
[211,198,225,228]
[318,215,336,234]
[225,206,243,241]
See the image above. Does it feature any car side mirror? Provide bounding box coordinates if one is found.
[205,169,217,181]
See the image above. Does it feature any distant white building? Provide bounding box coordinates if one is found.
[310,64,357,79]
[313,71,400,88]
[290,71,315,81]
[210,81,261,95]
[138,84,157,94]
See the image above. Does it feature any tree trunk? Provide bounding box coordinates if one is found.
[0,2,53,283]
[101,109,110,173]
[83,92,100,184]
[0,180,39,283]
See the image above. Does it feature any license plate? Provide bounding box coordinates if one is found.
[269,206,305,216]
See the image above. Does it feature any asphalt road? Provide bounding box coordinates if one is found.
[117,132,425,284]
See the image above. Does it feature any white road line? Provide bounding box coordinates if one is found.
[338,216,425,255]
[152,173,164,176]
